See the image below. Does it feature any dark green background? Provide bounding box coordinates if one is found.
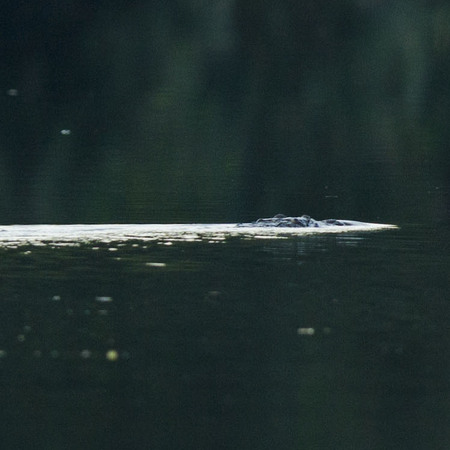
[1,1,449,224]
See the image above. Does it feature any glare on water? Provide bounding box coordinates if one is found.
[0,222,398,247]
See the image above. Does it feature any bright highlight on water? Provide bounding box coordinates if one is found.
[0,219,398,247]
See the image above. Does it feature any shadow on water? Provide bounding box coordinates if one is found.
[0,224,448,449]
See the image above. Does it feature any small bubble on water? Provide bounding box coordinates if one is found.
[23,325,32,333]
[33,350,42,358]
[106,350,119,361]
[52,295,61,301]
[17,334,26,342]
[6,88,18,96]
[0,350,7,358]
[297,327,315,336]
[207,290,221,298]
[60,129,71,135]
[95,296,113,303]
[145,262,166,267]
[80,349,92,359]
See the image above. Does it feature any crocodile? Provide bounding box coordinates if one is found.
[237,214,372,228]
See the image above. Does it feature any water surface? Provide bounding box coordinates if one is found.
[0,221,397,247]
[0,223,448,450]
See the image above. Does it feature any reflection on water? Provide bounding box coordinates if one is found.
[0,222,397,247]
[0,224,448,450]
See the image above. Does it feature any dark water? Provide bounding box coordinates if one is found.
[2,4,449,448]
[0,224,448,450]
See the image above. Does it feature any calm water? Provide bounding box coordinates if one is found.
[3,4,449,449]
[0,223,448,450]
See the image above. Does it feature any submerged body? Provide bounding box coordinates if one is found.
[237,214,373,228]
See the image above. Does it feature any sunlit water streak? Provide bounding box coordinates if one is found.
[0,222,398,247]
